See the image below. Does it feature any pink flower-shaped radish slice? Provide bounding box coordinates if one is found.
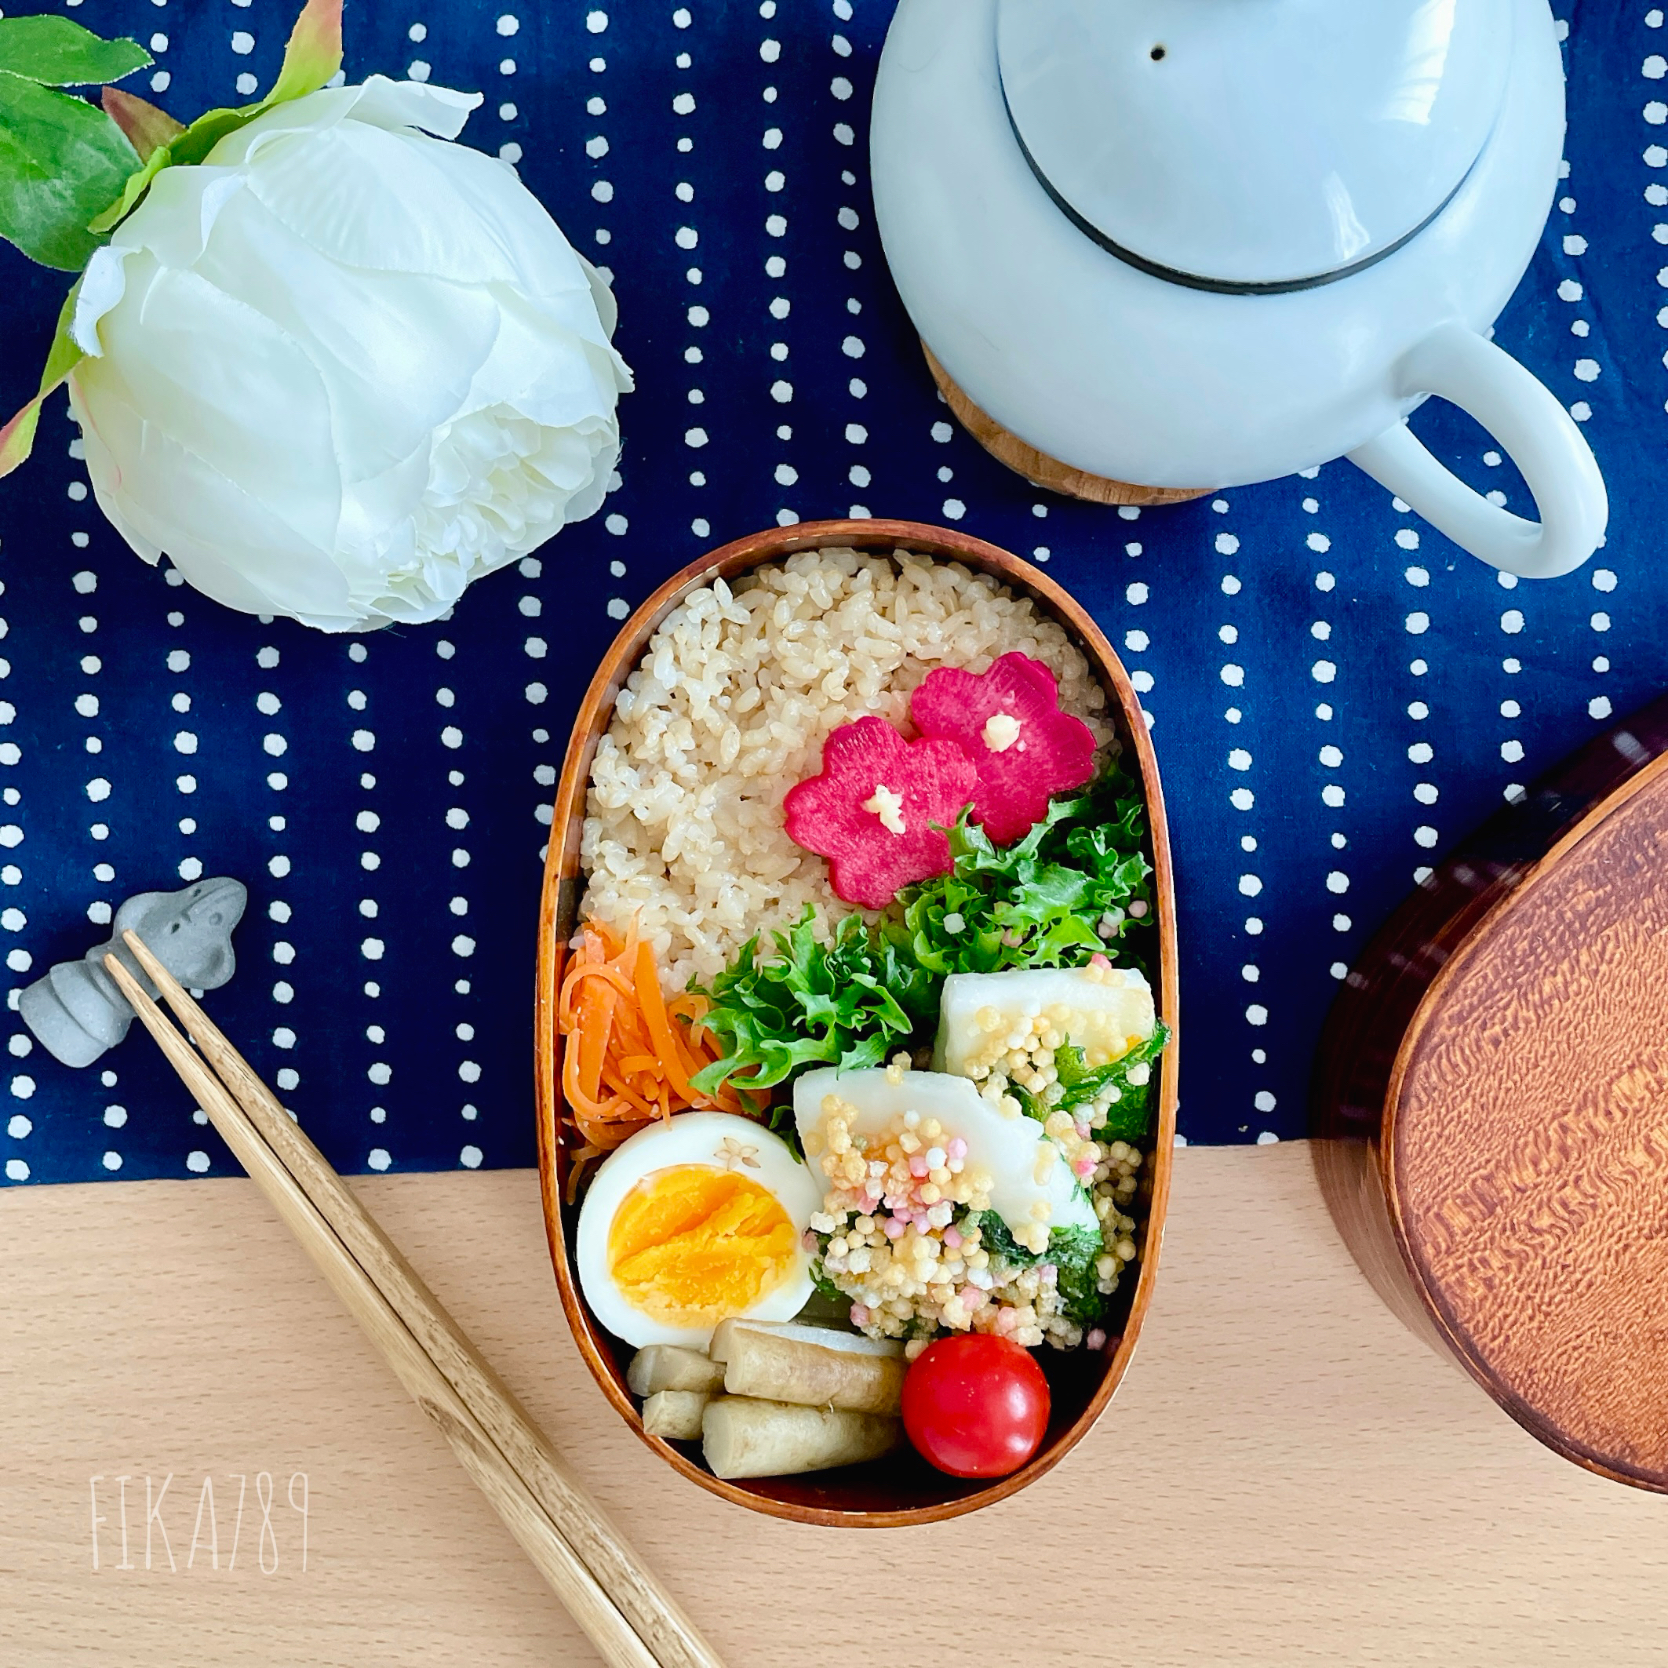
[783,715,978,909]
[911,652,1096,844]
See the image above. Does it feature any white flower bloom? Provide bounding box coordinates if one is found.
[67,77,632,631]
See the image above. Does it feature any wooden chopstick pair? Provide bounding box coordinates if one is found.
[104,931,722,1668]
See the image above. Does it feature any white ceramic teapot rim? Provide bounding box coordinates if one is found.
[995,0,1515,290]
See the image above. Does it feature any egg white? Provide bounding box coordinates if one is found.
[575,1111,822,1350]
[792,1067,1098,1238]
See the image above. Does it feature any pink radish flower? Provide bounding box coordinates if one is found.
[910,652,1096,844]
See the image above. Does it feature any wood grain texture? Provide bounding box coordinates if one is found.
[109,938,719,1668]
[8,1148,1668,1668]
[1313,694,1668,1490]
[922,345,1210,507]
[535,518,1179,1526]
[1395,765,1668,1483]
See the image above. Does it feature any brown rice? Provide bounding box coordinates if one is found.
[579,548,1113,991]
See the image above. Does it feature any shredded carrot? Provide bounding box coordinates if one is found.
[574,980,615,1107]
[557,915,759,1161]
[561,960,639,1015]
[634,939,698,1102]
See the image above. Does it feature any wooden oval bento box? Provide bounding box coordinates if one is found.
[534,519,1178,1526]
[1313,692,1668,1491]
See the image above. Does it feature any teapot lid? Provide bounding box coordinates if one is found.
[996,0,1514,292]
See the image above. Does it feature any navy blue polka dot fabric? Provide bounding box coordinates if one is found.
[0,0,1658,1183]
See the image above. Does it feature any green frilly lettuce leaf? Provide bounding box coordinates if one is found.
[688,907,937,1098]
[889,762,1158,981]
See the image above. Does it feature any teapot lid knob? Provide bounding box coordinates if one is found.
[996,0,1515,290]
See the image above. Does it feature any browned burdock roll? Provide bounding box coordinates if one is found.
[701,1397,903,1480]
[641,1390,709,1441]
[710,1320,905,1415]
[627,1344,726,1397]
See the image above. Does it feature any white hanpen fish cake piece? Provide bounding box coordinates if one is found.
[932,965,1156,1079]
[792,1066,1097,1237]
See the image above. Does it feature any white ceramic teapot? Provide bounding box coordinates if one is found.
[871,0,1608,579]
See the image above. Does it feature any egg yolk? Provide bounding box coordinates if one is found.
[606,1165,798,1328]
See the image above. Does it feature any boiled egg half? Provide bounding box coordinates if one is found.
[575,1112,822,1350]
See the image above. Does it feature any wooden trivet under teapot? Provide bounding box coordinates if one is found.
[922,345,1209,509]
[1314,693,1668,1490]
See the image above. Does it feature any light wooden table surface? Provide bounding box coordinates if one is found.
[3,1142,1663,1666]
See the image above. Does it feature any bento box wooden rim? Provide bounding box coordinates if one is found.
[533,518,1179,1528]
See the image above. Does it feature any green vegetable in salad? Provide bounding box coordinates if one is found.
[996,1024,1168,1139]
[807,1260,851,1312]
[1054,1025,1169,1143]
[890,764,1157,981]
[690,764,1160,1112]
[688,908,938,1096]
[1046,1225,1110,1328]
[969,1213,1110,1329]
[969,1209,1045,1269]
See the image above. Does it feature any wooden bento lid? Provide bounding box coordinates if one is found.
[1315,695,1668,1490]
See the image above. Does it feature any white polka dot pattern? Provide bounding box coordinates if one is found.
[0,1,1656,1175]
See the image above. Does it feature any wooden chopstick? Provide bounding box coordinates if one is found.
[101,952,662,1668]
[104,935,722,1668]
[115,931,720,1668]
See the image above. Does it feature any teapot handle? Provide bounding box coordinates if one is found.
[1345,322,1608,580]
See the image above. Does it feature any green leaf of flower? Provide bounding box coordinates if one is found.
[86,141,168,235]
[0,17,150,87]
[100,87,184,165]
[0,279,83,478]
[266,0,344,107]
[164,105,258,169]
[154,0,345,173]
[0,74,136,270]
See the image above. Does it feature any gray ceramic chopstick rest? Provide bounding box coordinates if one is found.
[19,877,247,1067]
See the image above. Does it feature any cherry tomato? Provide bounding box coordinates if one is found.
[900,1333,1050,1478]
